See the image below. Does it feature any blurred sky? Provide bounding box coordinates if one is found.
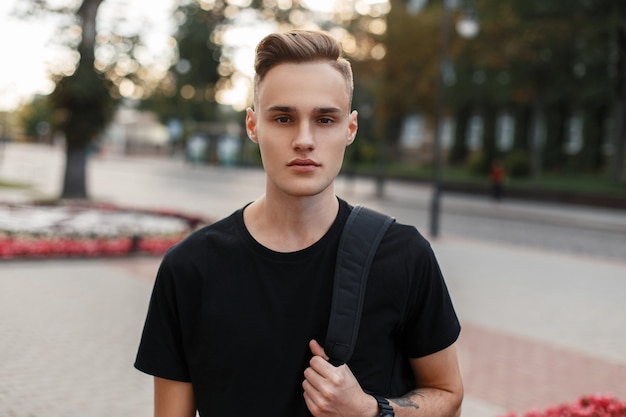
[0,0,178,112]
[0,0,345,112]
[0,0,56,111]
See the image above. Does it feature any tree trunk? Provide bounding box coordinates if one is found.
[611,98,625,182]
[77,0,102,62]
[449,103,470,165]
[482,103,497,165]
[530,97,545,182]
[57,0,104,200]
[611,26,625,183]
[61,143,89,199]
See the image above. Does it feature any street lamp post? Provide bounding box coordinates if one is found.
[429,0,453,238]
[409,0,479,238]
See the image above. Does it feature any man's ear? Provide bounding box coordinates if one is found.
[346,110,358,146]
[246,108,258,143]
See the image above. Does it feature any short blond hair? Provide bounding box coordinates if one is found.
[253,30,354,104]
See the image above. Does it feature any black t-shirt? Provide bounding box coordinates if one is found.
[134,198,460,416]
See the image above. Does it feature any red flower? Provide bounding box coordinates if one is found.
[1,202,208,259]
[500,394,626,417]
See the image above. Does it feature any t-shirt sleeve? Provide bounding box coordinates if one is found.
[402,233,461,358]
[134,254,191,382]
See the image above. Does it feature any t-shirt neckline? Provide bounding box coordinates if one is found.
[235,197,350,260]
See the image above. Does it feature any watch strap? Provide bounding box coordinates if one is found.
[372,394,394,417]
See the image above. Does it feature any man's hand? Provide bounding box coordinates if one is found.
[302,340,378,417]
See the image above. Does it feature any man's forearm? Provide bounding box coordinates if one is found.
[389,388,462,417]
[154,377,196,417]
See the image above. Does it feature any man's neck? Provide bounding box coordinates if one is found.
[243,193,339,253]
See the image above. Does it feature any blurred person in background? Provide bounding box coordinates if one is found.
[490,159,506,200]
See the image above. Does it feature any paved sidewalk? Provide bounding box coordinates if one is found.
[1,143,625,416]
[0,259,155,417]
[433,237,626,415]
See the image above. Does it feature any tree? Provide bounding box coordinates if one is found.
[504,0,626,177]
[18,95,55,142]
[16,0,171,199]
[140,1,225,126]
[15,0,112,198]
[53,0,115,198]
[382,0,626,181]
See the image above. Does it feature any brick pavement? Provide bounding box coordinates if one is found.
[432,237,626,416]
[3,250,622,417]
[0,259,154,417]
[459,323,626,415]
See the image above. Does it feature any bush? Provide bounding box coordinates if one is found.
[466,151,491,175]
[499,394,626,417]
[504,150,531,178]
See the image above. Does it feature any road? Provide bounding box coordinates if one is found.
[0,145,626,260]
[2,142,625,260]
[81,151,626,262]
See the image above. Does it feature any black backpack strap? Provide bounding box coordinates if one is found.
[325,205,395,366]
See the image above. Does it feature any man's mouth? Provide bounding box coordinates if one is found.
[288,158,319,167]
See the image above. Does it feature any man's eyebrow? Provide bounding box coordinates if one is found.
[314,107,342,114]
[267,105,295,113]
[265,106,342,114]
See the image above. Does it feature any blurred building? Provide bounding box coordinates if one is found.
[103,106,169,156]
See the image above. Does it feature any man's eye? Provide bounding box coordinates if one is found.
[275,116,291,123]
[318,117,334,124]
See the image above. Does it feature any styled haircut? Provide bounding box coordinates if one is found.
[253,30,354,105]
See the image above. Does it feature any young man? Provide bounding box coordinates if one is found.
[135,30,463,417]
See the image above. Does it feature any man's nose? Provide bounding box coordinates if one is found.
[292,120,315,151]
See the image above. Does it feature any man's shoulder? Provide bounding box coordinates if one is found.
[340,201,431,253]
[165,207,244,260]
[390,219,427,239]
[370,220,434,273]
[383,219,429,249]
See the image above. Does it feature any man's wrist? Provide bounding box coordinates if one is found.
[371,394,395,417]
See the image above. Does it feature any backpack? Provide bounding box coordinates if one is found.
[324,205,394,366]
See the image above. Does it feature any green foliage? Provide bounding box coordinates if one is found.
[383,0,440,116]
[50,61,117,148]
[382,0,626,181]
[504,150,531,178]
[345,140,379,166]
[466,151,491,175]
[140,1,224,125]
[18,96,54,139]
[16,0,121,198]
[504,171,626,196]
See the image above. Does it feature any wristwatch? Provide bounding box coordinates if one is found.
[372,394,395,417]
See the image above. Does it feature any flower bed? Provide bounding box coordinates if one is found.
[500,394,626,417]
[0,201,208,259]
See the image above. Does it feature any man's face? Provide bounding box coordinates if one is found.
[246,61,358,199]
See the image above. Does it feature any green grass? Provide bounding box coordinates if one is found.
[0,178,31,189]
[506,174,625,195]
[343,163,626,198]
